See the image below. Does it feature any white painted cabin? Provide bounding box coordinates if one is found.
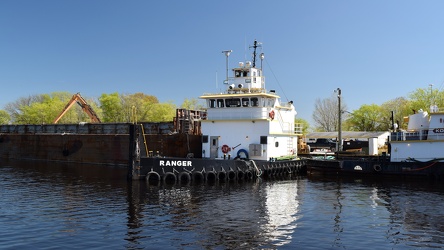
[390,108,444,162]
[200,53,301,161]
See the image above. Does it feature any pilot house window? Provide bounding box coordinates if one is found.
[242,98,249,107]
[217,99,224,108]
[226,98,241,107]
[209,99,216,108]
[251,97,259,107]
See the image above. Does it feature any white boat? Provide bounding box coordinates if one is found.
[306,107,444,178]
[200,40,300,161]
[135,40,306,183]
[390,108,444,162]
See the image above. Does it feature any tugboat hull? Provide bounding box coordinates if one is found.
[138,157,306,184]
[306,157,444,179]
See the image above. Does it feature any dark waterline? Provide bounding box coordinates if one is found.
[1,160,443,249]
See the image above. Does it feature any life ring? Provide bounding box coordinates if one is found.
[237,149,249,159]
[269,110,275,120]
[221,144,231,154]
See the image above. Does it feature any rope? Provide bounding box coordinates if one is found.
[287,163,292,174]
[250,160,262,177]
[407,157,444,162]
[403,161,438,172]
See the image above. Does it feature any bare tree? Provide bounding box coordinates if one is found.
[4,95,38,123]
[312,94,347,132]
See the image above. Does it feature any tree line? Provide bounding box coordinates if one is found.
[0,92,203,125]
[312,86,443,132]
[1,87,439,133]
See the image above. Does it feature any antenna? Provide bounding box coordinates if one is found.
[222,50,232,84]
[260,53,265,70]
[249,40,262,67]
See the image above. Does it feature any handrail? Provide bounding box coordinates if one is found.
[140,124,149,156]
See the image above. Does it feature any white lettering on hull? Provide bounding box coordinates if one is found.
[159,160,192,167]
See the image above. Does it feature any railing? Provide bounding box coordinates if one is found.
[294,123,303,135]
[275,110,294,134]
[391,131,427,141]
[0,122,175,135]
[391,130,431,141]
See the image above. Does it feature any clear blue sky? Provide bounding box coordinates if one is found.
[2,1,444,125]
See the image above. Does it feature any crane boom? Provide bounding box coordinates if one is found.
[53,93,101,124]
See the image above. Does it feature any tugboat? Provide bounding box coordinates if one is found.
[306,107,444,179]
[131,40,306,183]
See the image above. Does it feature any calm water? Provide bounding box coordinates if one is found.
[1,160,444,249]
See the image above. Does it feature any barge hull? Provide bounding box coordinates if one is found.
[0,123,202,167]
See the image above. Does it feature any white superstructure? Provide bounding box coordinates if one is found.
[200,41,301,161]
[391,108,444,162]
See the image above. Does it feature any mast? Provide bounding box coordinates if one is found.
[249,40,262,68]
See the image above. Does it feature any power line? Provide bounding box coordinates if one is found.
[264,58,289,102]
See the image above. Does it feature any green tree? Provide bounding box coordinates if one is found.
[123,93,159,122]
[345,104,385,131]
[408,87,435,112]
[295,117,310,135]
[11,93,70,124]
[52,92,101,124]
[145,102,176,122]
[99,92,162,122]
[380,97,411,130]
[99,93,123,122]
[408,86,444,114]
[181,98,205,110]
[3,92,101,124]
[5,95,41,123]
[0,110,10,124]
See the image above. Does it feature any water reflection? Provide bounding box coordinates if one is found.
[2,160,444,249]
[126,177,305,249]
[261,181,301,246]
[306,175,444,249]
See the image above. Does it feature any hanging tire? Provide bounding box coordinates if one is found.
[146,171,161,185]
[373,164,382,172]
[228,170,237,180]
[179,172,191,184]
[218,171,227,181]
[206,171,217,182]
[237,170,245,180]
[192,171,204,183]
[163,172,176,184]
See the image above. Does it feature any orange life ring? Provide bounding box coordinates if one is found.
[269,110,275,120]
[221,144,231,154]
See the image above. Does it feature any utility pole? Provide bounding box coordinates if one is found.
[335,88,342,152]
